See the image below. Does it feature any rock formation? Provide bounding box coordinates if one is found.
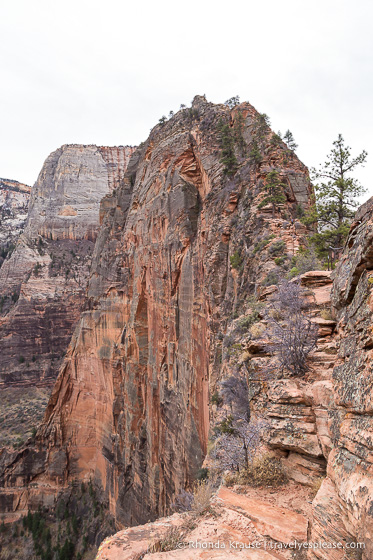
[0,96,314,529]
[0,145,135,385]
[309,197,373,559]
[0,178,31,264]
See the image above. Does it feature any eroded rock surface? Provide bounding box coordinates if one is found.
[308,197,373,560]
[0,178,31,263]
[0,97,313,526]
[0,145,135,385]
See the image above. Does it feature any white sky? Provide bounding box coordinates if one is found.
[1,0,372,201]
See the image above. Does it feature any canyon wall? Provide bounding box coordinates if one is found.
[0,178,31,262]
[309,197,373,559]
[0,96,313,526]
[0,145,135,385]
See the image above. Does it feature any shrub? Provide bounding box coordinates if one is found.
[230,251,243,269]
[214,415,235,435]
[262,271,279,286]
[211,392,223,406]
[288,266,300,278]
[250,323,265,339]
[267,280,318,376]
[196,467,209,481]
[19,355,25,364]
[157,527,183,552]
[268,240,286,256]
[238,311,260,330]
[239,455,287,487]
[320,308,333,320]
[191,479,214,516]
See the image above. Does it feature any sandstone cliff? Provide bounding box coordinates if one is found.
[309,197,373,559]
[0,178,31,264]
[0,96,313,529]
[0,145,135,386]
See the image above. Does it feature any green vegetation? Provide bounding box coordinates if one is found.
[262,270,280,286]
[0,386,50,449]
[218,119,238,175]
[0,480,115,559]
[258,170,287,215]
[213,415,236,436]
[302,134,367,258]
[253,234,275,255]
[210,392,223,406]
[268,240,286,256]
[230,250,243,269]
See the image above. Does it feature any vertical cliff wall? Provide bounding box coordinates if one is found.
[0,178,31,263]
[0,96,314,525]
[309,197,373,559]
[0,145,135,385]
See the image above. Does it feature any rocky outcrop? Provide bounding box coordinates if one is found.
[0,178,31,263]
[0,97,314,525]
[0,145,135,385]
[309,197,373,560]
[96,486,308,560]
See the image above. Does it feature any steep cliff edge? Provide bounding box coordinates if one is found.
[0,96,313,527]
[309,197,373,559]
[0,145,135,385]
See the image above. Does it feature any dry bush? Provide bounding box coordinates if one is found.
[238,455,287,487]
[191,479,215,516]
[250,323,265,339]
[155,526,183,553]
[267,280,318,377]
[320,308,333,320]
[310,476,324,498]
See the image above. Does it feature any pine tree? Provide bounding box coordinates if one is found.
[258,170,287,215]
[233,110,246,151]
[218,119,238,175]
[283,130,298,151]
[303,134,367,256]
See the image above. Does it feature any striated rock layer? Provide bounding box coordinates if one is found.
[0,178,31,262]
[0,145,135,385]
[309,197,373,560]
[0,97,313,525]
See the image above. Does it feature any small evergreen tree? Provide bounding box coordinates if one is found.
[252,113,271,149]
[218,120,238,175]
[303,134,367,256]
[233,110,246,151]
[225,95,240,109]
[258,170,287,215]
[249,140,262,165]
[283,129,298,151]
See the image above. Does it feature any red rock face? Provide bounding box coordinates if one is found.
[0,97,314,526]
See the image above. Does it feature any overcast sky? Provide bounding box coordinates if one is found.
[1,0,372,201]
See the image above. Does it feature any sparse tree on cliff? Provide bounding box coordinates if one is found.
[303,134,368,256]
[283,129,298,152]
[218,119,238,175]
[258,170,287,215]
